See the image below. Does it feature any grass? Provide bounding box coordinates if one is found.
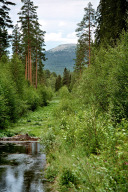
[3,98,60,138]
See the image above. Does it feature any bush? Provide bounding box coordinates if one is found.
[60,168,78,186]
[38,85,53,106]
[0,87,9,128]
[24,86,40,111]
[0,59,20,128]
[45,165,58,182]
[59,86,70,99]
[9,54,25,97]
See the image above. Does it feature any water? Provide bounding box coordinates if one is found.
[0,142,48,192]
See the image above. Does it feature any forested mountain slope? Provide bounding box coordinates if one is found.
[44,44,76,74]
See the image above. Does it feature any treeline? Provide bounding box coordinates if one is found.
[1,0,46,87]
[0,54,53,128]
[42,1,128,191]
[75,0,128,71]
[0,0,52,129]
[73,0,128,121]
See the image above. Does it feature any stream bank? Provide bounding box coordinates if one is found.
[0,98,60,192]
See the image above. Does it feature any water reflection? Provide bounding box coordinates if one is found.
[0,142,47,192]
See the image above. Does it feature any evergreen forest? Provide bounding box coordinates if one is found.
[0,0,128,191]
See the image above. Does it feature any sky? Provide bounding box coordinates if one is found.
[9,0,100,50]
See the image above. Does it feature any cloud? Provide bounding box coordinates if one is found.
[58,21,67,27]
[67,32,76,39]
[45,32,77,44]
[39,20,47,28]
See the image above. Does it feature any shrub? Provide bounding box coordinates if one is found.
[59,167,79,189]
[0,87,9,128]
[0,59,20,127]
[59,86,70,99]
[38,85,53,106]
[45,165,58,182]
[24,86,40,111]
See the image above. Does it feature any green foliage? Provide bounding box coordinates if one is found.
[12,24,21,55]
[43,70,57,90]
[0,0,15,57]
[95,0,128,45]
[0,86,9,128]
[59,167,79,188]
[23,85,53,112]
[0,57,19,127]
[38,86,53,106]
[0,55,53,129]
[75,32,128,120]
[55,75,62,91]
[24,86,40,111]
[58,86,70,99]
[39,32,128,192]
[1,2,128,191]
[45,165,58,182]
[62,68,71,90]
[10,54,25,97]
[75,2,96,69]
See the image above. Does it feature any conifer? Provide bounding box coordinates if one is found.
[75,2,95,69]
[0,0,15,57]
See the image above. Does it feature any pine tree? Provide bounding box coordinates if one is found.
[18,0,38,84]
[33,20,46,88]
[75,39,88,75]
[12,24,21,55]
[75,2,95,68]
[95,0,128,45]
[55,75,62,91]
[63,68,71,89]
[18,0,46,87]
[0,0,15,57]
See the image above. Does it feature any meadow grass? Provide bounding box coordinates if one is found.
[1,98,60,138]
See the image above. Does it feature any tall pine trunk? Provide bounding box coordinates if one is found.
[36,47,37,89]
[30,47,32,85]
[28,44,30,80]
[27,15,30,81]
[25,54,27,79]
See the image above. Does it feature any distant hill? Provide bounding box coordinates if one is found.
[44,44,76,75]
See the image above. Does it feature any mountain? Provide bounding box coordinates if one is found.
[44,44,76,75]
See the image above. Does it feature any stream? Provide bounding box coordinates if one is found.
[0,141,49,192]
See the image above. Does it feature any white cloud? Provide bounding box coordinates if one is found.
[39,20,47,28]
[45,32,78,44]
[45,32,62,41]
[58,21,67,27]
[67,32,77,39]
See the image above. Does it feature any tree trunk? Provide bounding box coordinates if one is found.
[25,54,27,79]
[36,48,37,89]
[30,47,32,85]
[27,15,30,81]
[28,44,30,80]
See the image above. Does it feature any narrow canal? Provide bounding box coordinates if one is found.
[0,141,48,192]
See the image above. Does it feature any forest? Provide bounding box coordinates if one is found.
[0,0,128,191]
